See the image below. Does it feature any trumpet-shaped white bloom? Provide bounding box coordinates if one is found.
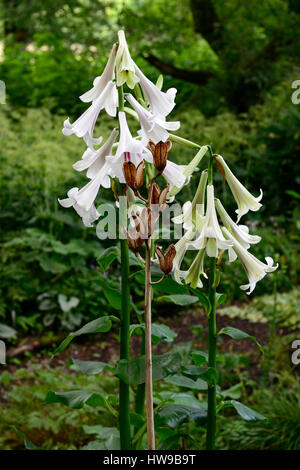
[80,44,117,103]
[125,94,180,145]
[134,64,177,118]
[115,30,139,89]
[215,198,261,262]
[73,128,118,182]
[161,160,186,190]
[184,248,207,288]
[173,170,208,231]
[63,81,118,150]
[58,188,100,227]
[172,229,195,284]
[169,146,208,197]
[192,185,233,258]
[222,227,278,294]
[106,111,150,183]
[215,155,263,222]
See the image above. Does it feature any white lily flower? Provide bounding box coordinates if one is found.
[161,160,186,190]
[184,248,207,288]
[172,228,195,284]
[73,128,118,183]
[215,198,261,262]
[192,185,233,258]
[125,94,180,145]
[134,64,177,118]
[80,44,117,103]
[169,146,208,197]
[215,155,263,222]
[173,170,208,231]
[222,227,278,294]
[58,188,100,227]
[63,81,118,150]
[115,30,139,89]
[106,111,151,183]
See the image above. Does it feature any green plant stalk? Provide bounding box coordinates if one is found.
[206,256,217,450]
[206,145,217,450]
[118,84,131,450]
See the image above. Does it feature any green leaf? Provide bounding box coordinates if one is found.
[216,293,226,306]
[164,374,207,390]
[191,350,208,365]
[221,400,266,421]
[115,352,181,385]
[166,392,207,411]
[156,294,198,306]
[182,365,216,384]
[189,288,211,314]
[45,390,117,416]
[53,316,115,354]
[220,383,242,400]
[152,276,189,295]
[130,323,177,344]
[97,247,120,272]
[0,323,17,338]
[13,427,43,450]
[218,326,264,354]
[156,404,207,427]
[69,358,114,375]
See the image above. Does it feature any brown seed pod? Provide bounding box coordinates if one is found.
[155,244,176,274]
[123,161,144,190]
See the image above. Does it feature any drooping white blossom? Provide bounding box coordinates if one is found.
[184,248,207,288]
[215,198,261,262]
[192,185,233,257]
[125,93,180,145]
[172,229,195,284]
[63,81,118,150]
[106,111,151,183]
[58,188,100,227]
[173,170,208,231]
[215,155,263,222]
[222,227,278,294]
[73,128,118,182]
[115,30,139,89]
[80,44,117,103]
[134,63,177,118]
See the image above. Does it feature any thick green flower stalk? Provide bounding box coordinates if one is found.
[172,146,278,449]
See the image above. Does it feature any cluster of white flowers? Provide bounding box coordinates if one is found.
[172,156,278,294]
[59,31,185,227]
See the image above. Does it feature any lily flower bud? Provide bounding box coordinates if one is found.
[155,244,176,274]
[123,161,144,191]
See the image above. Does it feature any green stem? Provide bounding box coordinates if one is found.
[206,145,217,450]
[118,84,131,449]
[119,239,131,449]
[206,256,217,450]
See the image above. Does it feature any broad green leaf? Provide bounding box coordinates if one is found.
[220,383,242,400]
[218,326,264,354]
[97,247,120,272]
[69,358,114,375]
[216,293,226,306]
[130,323,177,344]
[182,365,216,384]
[13,427,43,450]
[166,392,207,411]
[115,352,181,385]
[45,390,117,416]
[191,350,208,365]
[53,316,116,354]
[152,277,189,295]
[155,404,207,427]
[189,288,211,314]
[156,294,198,306]
[0,323,17,338]
[164,374,207,390]
[221,400,266,421]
